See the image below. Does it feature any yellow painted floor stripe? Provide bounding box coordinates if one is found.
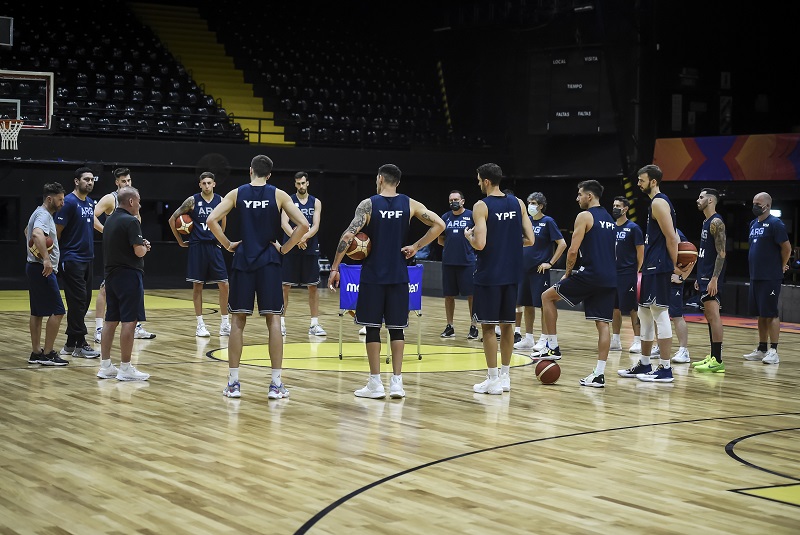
[740,484,800,506]
[0,291,216,312]
[208,343,532,373]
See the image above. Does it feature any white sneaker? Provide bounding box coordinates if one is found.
[671,347,691,363]
[134,324,156,339]
[473,375,503,395]
[116,365,150,381]
[94,327,102,343]
[389,375,405,398]
[358,326,367,336]
[268,382,290,399]
[651,344,661,356]
[219,323,231,336]
[96,363,118,379]
[762,348,780,364]
[355,377,385,398]
[500,373,510,392]
[513,337,534,350]
[743,348,766,361]
[308,324,327,336]
[609,339,623,351]
[532,335,548,353]
[629,341,641,353]
[196,324,211,337]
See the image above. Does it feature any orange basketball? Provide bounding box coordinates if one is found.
[28,236,54,259]
[677,241,698,268]
[174,213,193,235]
[535,360,561,385]
[346,232,371,260]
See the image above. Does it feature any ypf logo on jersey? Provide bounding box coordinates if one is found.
[495,211,517,220]
[243,200,270,208]
[380,210,403,219]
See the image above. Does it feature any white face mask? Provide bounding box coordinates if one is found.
[528,205,539,217]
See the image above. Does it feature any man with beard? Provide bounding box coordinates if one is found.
[55,167,103,358]
[464,163,534,394]
[618,165,679,383]
[691,188,727,373]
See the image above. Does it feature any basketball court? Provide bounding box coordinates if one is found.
[0,287,798,534]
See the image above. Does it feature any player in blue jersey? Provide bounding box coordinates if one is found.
[610,196,644,353]
[328,164,445,400]
[207,155,310,400]
[618,164,679,383]
[539,181,617,387]
[280,172,326,337]
[465,163,534,395]
[169,171,230,338]
[516,192,566,354]
[55,167,102,359]
[691,188,727,372]
[437,190,478,340]
[743,192,791,364]
[659,228,695,364]
[25,182,68,366]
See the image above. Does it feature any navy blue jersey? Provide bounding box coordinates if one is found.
[643,192,677,274]
[231,184,282,272]
[440,209,476,266]
[697,213,724,281]
[189,193,222,243]
[474,194,523,286]
[748,215,789,280]
[574,206,617,287]
[361,194,410,284]
[676,228,687,244]
[283,194,319,256]
[614,219,644,275]
[54,192,95,262]
[524,215,564,271]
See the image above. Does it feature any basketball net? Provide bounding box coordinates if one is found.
[0,119,23,150]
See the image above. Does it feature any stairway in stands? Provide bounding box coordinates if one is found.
[129,2,292,145]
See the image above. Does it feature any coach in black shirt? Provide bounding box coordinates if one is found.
[96,186,152,381]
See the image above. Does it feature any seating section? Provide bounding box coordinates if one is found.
[0,0,246,142]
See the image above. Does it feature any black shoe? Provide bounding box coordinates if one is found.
[440,324,455,338]
[580,372,605,388]
[537,345,562,361]
[28,350,43,364]
[514,332,522,344]
[40,350,69,366]
[467,325,479,340]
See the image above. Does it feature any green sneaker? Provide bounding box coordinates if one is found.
[692,355,713,368]
[694,356,725,373]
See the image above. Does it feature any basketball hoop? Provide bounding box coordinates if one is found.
[0,119,23,150]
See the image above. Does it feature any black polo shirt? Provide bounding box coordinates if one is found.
[103,208,145,277]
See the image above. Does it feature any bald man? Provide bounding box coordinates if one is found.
[743,192,791,364]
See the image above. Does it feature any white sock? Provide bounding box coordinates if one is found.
[95,318,103,329]
[229,368,239,383]
[310,317,319,327]
[526,333,534,342]
[488,368,499,378]
[595,360,606,374]
[641,356,651,365]
[514,326,521,334]
[271,369,282,385]
[633,335,641,343]
[280,317,285,326]
[548,334,558,347]
[221,314,229,325]
[100,358,112,368]
[196,315,204,325]
[660,359,671,369]
[501,365,510,375]
[120,362,131,371]
[369,373,381,383]
[611,334,620,343]
[679,346,687,352]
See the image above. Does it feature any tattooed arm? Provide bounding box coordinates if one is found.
[401,199,445,259]
[328,198,371,289]
[168,195,195,247]
[707,216,726,296]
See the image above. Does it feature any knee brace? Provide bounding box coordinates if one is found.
[389,328,404,341]
[654,307,672,340]
[638,305,655,341]
[365,327,381,343]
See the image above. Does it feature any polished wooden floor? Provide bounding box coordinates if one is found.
[1,287,798,534]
